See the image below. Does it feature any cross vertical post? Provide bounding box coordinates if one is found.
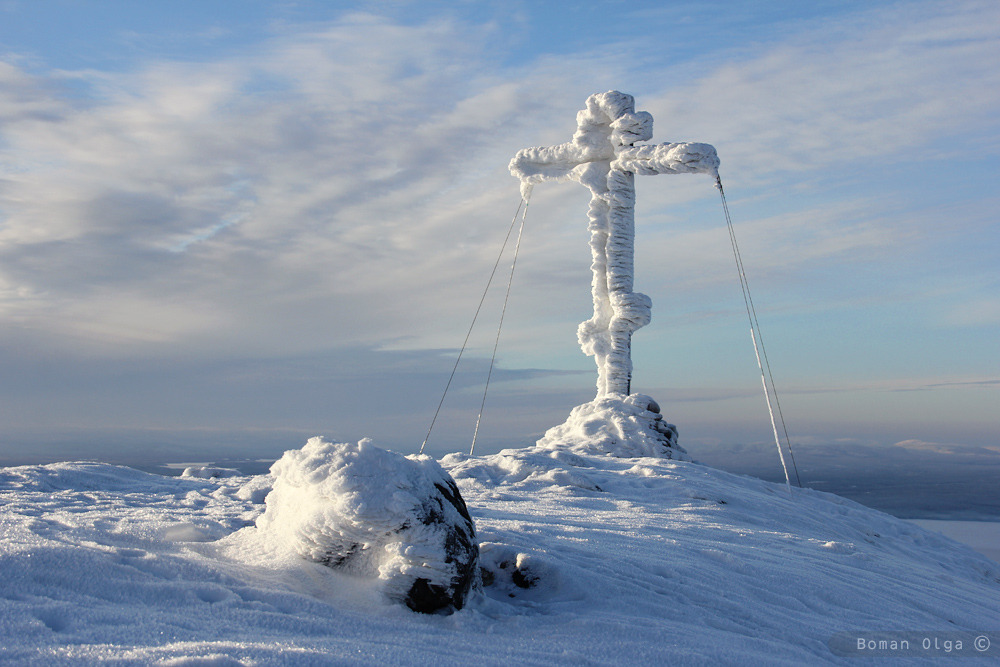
[510,91,720,399]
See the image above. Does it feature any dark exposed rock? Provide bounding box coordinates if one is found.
[480,546,544,597]
[511,567,538,589]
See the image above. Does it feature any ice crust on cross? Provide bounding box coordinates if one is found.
[510,91,719,399]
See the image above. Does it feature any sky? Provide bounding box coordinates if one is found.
[0,1,998,495]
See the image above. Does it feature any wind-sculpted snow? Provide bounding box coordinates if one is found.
[533,393,688,460]
[612,142,721,176]
[255,437,478,614]
[1,453,998,664]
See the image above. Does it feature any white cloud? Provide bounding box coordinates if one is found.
[0,0,997,370]
[0,15,580,355]
[639,0,1000,185]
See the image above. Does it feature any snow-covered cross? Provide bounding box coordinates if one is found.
[510,91,719,398]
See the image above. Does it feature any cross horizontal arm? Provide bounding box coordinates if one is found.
[509,142,613,199]
[612,142,720,178]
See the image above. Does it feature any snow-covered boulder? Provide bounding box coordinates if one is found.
[536,393,689,459]
[256,437,479,613]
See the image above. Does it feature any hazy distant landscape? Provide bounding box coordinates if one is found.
[4,431,998,522]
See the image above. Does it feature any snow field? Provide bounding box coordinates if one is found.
[2,440,998,664]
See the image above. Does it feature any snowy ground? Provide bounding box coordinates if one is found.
[2,445,999,664]
[908,521,1000,565]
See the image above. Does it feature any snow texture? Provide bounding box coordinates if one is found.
[510,91,720,398]
[535,393,688,460]
[255,437,478,613]
[181,466,243,479]
[2,442,998,664]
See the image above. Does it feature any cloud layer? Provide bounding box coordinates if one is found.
[0,1,997,457]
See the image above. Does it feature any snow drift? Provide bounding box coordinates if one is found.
[535,393,687,459]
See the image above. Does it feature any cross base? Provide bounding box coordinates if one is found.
[535,393,688,460]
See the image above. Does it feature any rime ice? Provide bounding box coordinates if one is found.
[510,91,719,399]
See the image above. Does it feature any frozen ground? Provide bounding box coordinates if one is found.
[2,436,999,665]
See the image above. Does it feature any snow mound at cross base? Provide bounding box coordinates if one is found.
[535,393,688,460]
[256,437,478,613]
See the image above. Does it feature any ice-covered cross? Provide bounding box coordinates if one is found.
[510,91,719,398]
